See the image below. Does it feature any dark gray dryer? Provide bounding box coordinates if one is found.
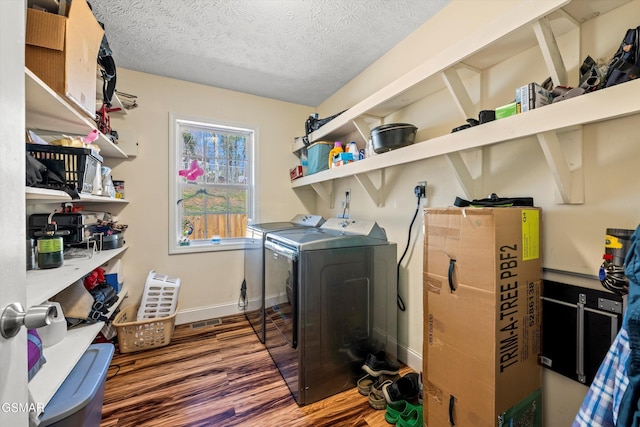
[263,218,397,405]
[242,214,324,343]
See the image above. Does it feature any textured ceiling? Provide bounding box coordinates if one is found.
[87,0,451,106]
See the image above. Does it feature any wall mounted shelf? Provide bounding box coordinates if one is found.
[293,78,640,205]
[291,0,637,207]
[26,68,127,159]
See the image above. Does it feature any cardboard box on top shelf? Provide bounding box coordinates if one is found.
[422,207,543,427]
[26,0,104,118]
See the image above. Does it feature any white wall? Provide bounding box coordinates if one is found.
[107,1,640,425]
[107,69,315,322]
[312,1,640,426]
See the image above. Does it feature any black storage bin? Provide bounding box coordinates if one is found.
[26,144,103,194]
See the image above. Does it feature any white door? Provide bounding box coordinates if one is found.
[0,1,29,426]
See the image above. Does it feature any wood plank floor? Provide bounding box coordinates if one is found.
[100,313,412,427]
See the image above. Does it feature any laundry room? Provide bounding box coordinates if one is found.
[3,0,640,426]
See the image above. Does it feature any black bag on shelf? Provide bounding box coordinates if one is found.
[25,153,80,199]
[303,110,347,145]
[604,26,640,88]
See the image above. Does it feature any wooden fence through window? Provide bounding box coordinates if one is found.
[186,213,247,239]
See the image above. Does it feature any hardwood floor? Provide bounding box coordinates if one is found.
[100,313,412,427]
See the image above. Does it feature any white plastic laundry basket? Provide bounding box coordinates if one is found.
[136,270,181,321]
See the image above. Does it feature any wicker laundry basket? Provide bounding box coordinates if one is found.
[113,305,177,353]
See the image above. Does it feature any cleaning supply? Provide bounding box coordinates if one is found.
[348,141,359,162]
[328,141,344,169]
[300,151,308,176]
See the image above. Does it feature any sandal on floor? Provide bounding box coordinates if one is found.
[385,400,421,424]
[368,379,393,410]
[368,390,387,410]
[382,372,420,403]
[358,374,375,396]
[359,373,401,397]
[396,406,423,427]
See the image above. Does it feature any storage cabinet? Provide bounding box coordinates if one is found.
[291,0,639,207]
[25,67,131,409]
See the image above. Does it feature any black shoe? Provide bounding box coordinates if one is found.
[382,372,420,403]
[361,351,400,377]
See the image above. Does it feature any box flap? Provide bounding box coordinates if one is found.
[63,0,104,115]
[26,8,65,51]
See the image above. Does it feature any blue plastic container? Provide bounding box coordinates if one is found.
[39,343,114,427]
[307,141,333,175]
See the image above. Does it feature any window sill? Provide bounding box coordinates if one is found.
[169,238,246,255]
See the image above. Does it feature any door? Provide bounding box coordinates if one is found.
[0,1,29,426]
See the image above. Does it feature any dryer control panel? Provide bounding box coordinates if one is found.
[321,218,387,240]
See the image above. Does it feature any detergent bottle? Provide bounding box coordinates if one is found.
[347,141,359,161]
[328,141,344,169]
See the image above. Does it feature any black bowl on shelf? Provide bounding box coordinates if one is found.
[370,123,418,153]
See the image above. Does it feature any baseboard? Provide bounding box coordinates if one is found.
[175,302,245,325]
[398,343,423,373]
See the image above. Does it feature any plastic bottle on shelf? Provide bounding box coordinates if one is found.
[347,142,359,162]
[328,141,344,169]
[366,138,377,158]
[300,151,308,176]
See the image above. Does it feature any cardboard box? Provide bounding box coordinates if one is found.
[289,165,303,180]
[495,102,518,119]
[423,207,542,426]
[26,0,104,117]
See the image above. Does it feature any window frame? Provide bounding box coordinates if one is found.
[168,112,257,254]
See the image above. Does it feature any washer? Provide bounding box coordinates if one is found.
[263,218,397,405]
[242,214,324,343]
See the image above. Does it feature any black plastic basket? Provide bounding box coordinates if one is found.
[26,144,103,193]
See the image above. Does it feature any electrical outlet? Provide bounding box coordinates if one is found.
[415,181,427,199]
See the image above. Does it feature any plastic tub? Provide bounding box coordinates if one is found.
[39,343,114,427]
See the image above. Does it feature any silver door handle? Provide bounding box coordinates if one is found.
[0,303,57,338]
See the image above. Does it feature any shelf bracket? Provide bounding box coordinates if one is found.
[537,128,584,204]
[310,180,335,208]
[441,67,478,119]
[532,17,567,87]
[352,117,373,144]
[446,149,484,200]
[354,169,386,207]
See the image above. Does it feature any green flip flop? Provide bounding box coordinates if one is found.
[396,406,423,427]
[385,400,421,424]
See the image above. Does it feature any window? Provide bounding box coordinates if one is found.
[169,113,255,254]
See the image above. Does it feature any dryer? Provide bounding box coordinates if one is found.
[243,214,324,343]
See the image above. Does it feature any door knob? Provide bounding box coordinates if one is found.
[0,303,57,339]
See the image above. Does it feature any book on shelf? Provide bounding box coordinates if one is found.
[516,83,552,113]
